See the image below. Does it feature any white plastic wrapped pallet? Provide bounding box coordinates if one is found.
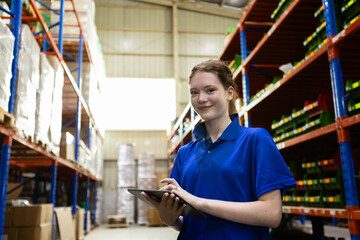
[137,153,157,225]
[47,55,64,156]
[117,144,136,224]
[35,53,55,145]
[0,17,14,112]
[14,24,40,139]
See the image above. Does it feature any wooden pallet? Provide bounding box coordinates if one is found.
[0,107,14,128]
[106,223,129,228]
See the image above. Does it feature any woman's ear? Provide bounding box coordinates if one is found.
[227,86,234,101]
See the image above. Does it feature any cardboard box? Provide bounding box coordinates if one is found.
[4,223,51,240]
[12,204,53,227]
[55,207,75,240]
[4,206,13,227]
[74,208,84,240]
[147,207,164,226]
[3,227,17,240]
[60,132,75,161]
[6,183,23,201]
[17,223,52,240]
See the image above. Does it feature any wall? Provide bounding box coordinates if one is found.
[95,0,238,116]
[103,129,168,160]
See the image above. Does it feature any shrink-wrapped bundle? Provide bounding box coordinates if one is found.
[47,55,64,156]
[0,17,14,111]
[35,53,54,145]
[117,144,136,224]
[137,153,157,225]
[14,25,40,139]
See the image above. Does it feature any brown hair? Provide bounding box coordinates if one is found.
[189,59,239,115]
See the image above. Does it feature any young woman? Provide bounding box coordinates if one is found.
[143,59,296,239]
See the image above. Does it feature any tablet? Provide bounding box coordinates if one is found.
[127,188,207,219]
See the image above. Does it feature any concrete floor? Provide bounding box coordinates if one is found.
[85,225,179,240]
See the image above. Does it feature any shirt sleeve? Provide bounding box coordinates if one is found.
[255,129,296,199]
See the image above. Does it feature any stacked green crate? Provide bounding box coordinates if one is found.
[302,158,324,207]
[345,79,360,115]
[250,77,281,102]
[303,3,343,55]
[272,99,334,143]
[228,55,242,73]
[271,0,295,22]
[342,0,360,27]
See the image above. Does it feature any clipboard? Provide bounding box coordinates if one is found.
[127,188,207,219]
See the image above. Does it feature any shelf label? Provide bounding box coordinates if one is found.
[308,180,313,185]
[297,180,304,186]
[325,178,330,184]
[329,197,334,202]
[307,163,311,168]
[283,207,291,214]
[310,197,315,202]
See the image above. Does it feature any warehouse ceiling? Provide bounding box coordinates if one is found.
[136,0,250,19]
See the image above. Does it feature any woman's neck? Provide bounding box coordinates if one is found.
[205,115,232,143]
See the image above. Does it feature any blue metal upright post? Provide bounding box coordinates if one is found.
[73,34,83,216]
[323,0,360,238]
[0,136,13,240]
[58,0,65,54]
[240,23,251,127]
[8,0,23,114]
[92,182,97,225]
[84,178,90,234]
[50,164,57,240]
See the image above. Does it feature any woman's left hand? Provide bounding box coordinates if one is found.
[160,178,199,207]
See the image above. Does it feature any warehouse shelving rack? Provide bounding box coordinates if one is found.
[168,0,360,238]
[0,0,103,239]
[218,0,360,238]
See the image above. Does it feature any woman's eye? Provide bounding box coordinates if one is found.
[190,91,198,96]
[207,88,215,93]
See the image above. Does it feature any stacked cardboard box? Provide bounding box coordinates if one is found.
[117,144,136,224]
[0,17,14,112]
[4,204,53,240]
[137,153,157,225]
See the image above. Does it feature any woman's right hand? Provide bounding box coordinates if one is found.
[141,191,186,226]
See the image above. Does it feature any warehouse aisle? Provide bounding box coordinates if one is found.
[85,225,179,240]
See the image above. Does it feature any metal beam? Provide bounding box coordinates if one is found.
[136,0,243,19]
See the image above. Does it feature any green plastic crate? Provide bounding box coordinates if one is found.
[342,0,360,26]
[302,158,322,174]
[303,21,327,52]
[271,0,295,22]
[322,191,345,208]
[348,99,360,115]
[319,171,343,190]
[305,191,324,207]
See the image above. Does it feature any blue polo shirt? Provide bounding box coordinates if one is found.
[170,114,296,240]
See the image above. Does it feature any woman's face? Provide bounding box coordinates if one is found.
[190,71,233,122]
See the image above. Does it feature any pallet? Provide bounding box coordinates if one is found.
[34,136,49,151]
[106,223,129,228]
[0,107,14,128]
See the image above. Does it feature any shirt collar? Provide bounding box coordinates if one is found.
[193,113,241,141]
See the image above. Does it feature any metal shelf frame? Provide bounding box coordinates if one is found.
[220,0,360,238]
[0,0,102,239]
